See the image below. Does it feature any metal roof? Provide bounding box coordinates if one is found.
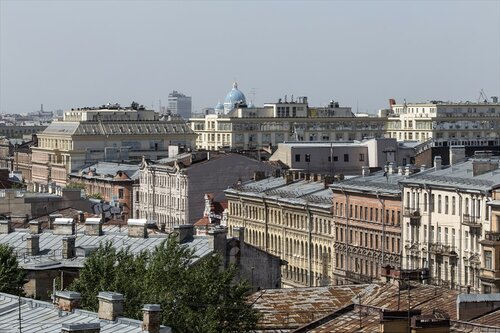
[330,171,404,196]
[0,292,171,332]
[71,162,140,181]
[0,225,211,270]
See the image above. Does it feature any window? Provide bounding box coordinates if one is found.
[438,227,442,242]
[344,154,349,162]
[295,154,301,162]
[445,196,449,214]
[431,194,435,212]
[359,153,365,161]
[452,196,456,215]
[424,225,427,242]
[333,156,338,162]
[305,154,311,162]
[118,189,124,199]
[424,193,428,212]
[485,251,493,270]
[465,231,469,250]
[438,195,442,213]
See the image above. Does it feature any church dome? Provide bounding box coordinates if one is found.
[223,82,246,113]
[215,101,224,111]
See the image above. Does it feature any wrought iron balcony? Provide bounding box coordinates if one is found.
[428,243,457,256]
[480,231,500,245]
[462,214,482,228]
[403,208,421,218]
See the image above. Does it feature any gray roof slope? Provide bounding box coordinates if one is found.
[0,225,211,270]
[400,159,500,191]
[330,171,405,196]
[70,162,140,181]
[0,292,171,333]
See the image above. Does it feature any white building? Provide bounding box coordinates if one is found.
[167,90,192,119]
[400,150,500,293]
[386,98,500,142]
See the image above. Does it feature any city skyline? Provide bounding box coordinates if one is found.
[0,0,499,114]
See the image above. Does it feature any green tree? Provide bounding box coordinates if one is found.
[65,182,86,190]
[0,244,26,295]
[70,238,259,333]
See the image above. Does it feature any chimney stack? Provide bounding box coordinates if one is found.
[53,218,75,235]
[29,220,42,234]
[253,171,266,181]
[208,228,227,259]
[48,214,63,229]
[388,163,394,174]
[127,219,148,238]
[0,218,12,234]
[26,234,40,256]
[362,166,370,177]
[449,146,466,166]
[142,304,162,333]
[405,165,411,176]
[85,217,102,236]
[62,236,76,259]
[97,292,124,321]
[420,164,426,172]
[398,166,403,175]
[434,156,442,170]
[54,291,81,312]
[77,211,85,224]
[61,323,100,333]
[174,224,194,244]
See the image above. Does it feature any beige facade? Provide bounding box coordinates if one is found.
[30,106,196,188]
[386,101,500,142]
[480,190,500,293]
[225,173,335,287]
[189,99,387,151]
[401,156,500,292]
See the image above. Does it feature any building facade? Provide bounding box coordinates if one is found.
[225,172,335,287]
[331,167,405,284]
[167,90,192,119]
[134,153,277,228]
[400,153,500,293]
[386,99,500,142]
[30,104,196,188]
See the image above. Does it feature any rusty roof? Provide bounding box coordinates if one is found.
[250,285,370,332]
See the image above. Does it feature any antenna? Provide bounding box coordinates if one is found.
[478,89,488,103]
[251,88,256,104]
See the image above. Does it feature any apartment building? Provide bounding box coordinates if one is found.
[331,166,405,284]
[400,151,500,292]
[225,172,335,287]
[31,104,196,188]
[386,98,500,142]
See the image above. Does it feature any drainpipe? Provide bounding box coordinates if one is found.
[376,191,386,272]
[425,185,432,281]
[340,187,349,281]
[456,189,462,290]
[306,203,313,286]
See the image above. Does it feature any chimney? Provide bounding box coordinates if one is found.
[362,166,370,177]
[380,309,421,333]
[388,162,394,174]
[54,291,81,312]
[29,220,42,234]
[77,211,85,224]
[26,234,40,256]
[97,292,124,321]
[127,219,147,238]
[420,164,426,172]
[85,217,102,236]
[305,173,311,181]
[174,224,194,244]
[0,218,12,234]
[324,175,333,188]
[449,146,466,166]
[312,173,318,181]
[62,236,76,259]
[61,323,100,333]
[434,156,442,170]
[472,160,499,177]
[253,171,266,181]
[208,228,227,258]
[53,218,75,235]
[234,226,245,244]
[410,315,450,333]
[398,166,403,175]
[142,304,162,333]
[285,172,293,184]
[49,214,63,229]
[405,165,411,176]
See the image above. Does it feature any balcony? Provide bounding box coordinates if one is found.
[480,268,500,282]
[404,208,421,226]
[428,243,457,256]
[462,214,482,228]
[480,231,500,245]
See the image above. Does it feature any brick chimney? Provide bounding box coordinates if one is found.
[48,213,63,229]
[174,224,194,244]
[142,304,162,333]
[53,218,75,235]
[0,218,12,234]
[97,292,124,321]
[26,234,40,256]
[85,217,102,236]
[61,323,100,333]
[29,220,42,234]
[62,236,76,259]
[380,309,421,333]
[54,291,81,312]
[434,156,442,170]
[362,166,370,177]
[127,219,147,238]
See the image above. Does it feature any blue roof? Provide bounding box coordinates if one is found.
[223,82,246,112]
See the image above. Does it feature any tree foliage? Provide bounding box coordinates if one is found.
[0,244,26,295]
[70,238,259,333]
[65,182,86,190]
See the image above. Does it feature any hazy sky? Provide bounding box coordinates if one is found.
[1,0,499,114]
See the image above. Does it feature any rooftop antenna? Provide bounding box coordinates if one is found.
[478,89,488,103]
[356,99,359,114]
[251,87,256,105]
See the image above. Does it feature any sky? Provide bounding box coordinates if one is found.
[0,0,499,114]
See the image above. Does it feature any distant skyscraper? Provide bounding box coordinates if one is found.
[167,91,192,119]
